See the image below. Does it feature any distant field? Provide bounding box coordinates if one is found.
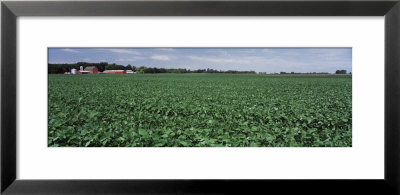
[48,74,352,147]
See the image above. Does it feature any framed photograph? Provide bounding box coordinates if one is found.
[2,0,400,194]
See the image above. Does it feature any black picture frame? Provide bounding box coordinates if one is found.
[2,0,400,194]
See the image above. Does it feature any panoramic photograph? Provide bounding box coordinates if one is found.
[48,48,352,147]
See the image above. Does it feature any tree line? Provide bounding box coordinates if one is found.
[335,70,348,74]
[259,70,351,75]
[48,62,257,74]
[48,62,350,75]
[48,62,126,74]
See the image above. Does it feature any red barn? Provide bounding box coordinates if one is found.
[77,66,98,74]
[84,66,98,74]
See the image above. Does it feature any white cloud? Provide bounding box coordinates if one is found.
[185,54,314,73]
[156,48,176,52]
[187,55,280,64]
[151,55,171,61]
[49,60,76,64]
[61,48,80,53]
[116,56,146,62]
[102,49,141,55]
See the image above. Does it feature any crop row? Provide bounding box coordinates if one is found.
[48,74,352,147]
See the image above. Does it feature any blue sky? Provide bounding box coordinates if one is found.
[48,48,352,73]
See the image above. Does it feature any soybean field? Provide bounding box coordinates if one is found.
[48,74,352,147]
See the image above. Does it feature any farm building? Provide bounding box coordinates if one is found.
[77,66,99,74]
[102,70,127,74]
[71,68,77,75]
[126,70,135,74]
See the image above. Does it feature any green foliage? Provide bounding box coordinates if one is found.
[49,63,257,74]
[48,74,352,147]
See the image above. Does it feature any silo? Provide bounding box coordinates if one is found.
[71,68,77,75]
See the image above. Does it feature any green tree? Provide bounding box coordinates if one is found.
[137,66,147,73]
[335,70,347,74]
[126,64,132,70]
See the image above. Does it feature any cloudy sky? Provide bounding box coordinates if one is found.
[48,48,352,73]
